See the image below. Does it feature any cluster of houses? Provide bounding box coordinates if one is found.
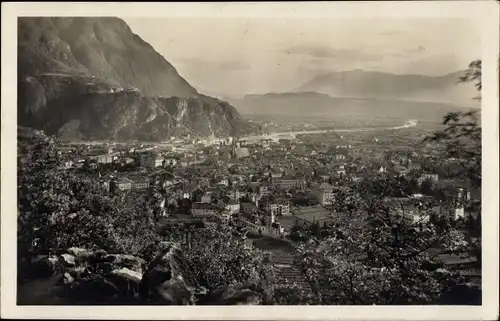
[49,128,482,299]
[59,132,477,249]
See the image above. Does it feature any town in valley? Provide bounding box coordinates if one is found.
[15,16,482,306]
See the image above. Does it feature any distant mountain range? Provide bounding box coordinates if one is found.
[17,17,259,141]
[294,69,479,106]
[227,69,480,122]
[227,91,477,123]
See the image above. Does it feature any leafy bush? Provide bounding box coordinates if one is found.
[17,133,161,261]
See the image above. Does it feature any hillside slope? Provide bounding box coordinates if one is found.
[17,17,259,140]
[18,17,197,98]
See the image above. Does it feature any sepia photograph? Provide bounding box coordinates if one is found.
[1,1,499,320]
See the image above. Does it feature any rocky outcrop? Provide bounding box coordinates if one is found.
[139,243,266,305]
[103,254,145,274]
[19,90,259,141]
[17,17,261,140]
[18,245,266,305]
[139,243,198,305]
[18,247,144,305]
[59,253,76,267]
[18,17,197,98]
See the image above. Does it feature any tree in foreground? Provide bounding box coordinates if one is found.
[17,133,161,273]
[17,133,274,304]
[296,196,467,305]
[424,59,482,264]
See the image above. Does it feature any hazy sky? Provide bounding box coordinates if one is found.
[122,17,480,97]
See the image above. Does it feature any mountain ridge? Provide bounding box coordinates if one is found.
[294,69,479,105]
[227,91,477,123]
[17,17,259,141]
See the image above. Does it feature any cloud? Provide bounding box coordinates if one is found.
[281,44,408,62]
[177,57,250,71]
[379,30,402,36]
[284,45,361,59]
[405,45,427,54]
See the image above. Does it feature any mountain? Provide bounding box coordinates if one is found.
[229,92,338,116]
[294,70,480,106]
[191,84,240,101]
[17,17,259,140]
[227,91,474,123]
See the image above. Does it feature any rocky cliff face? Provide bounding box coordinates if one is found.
[18,17,259,140]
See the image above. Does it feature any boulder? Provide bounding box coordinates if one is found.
[91,262,117,274]
[63,272,75,284]
[139,243,199,305]
[111,268,142,284]
[27,255,60,278]
[59,254,76,267]
[63,269,142,305]
[85,249,109,265]
[67,247,93,259]
[139,243,265,305]
[107,268,143,299]
[48,256,59,267]
[152,275,196,305]
[67,266,90,279]
[66,248,109,264]
[104,254,145,274]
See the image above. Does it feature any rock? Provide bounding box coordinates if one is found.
[91,262,116,274]
[139,243,199,305]
[94,249,109,258]
[67,247,92,258]
[18,18,259,141]
[48,256,59,267]
[67,266,89,279]
[104,254,145,274]
[85,249,109,265]
[193,286,209,297]
[107,268,143,299]
[111,268,142,284]
[66,248,109,266]
[63,272,75,284]
[27,255,60,279]
[107,268,142,301]
[153,275,195,305]
[59,254,76,267]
